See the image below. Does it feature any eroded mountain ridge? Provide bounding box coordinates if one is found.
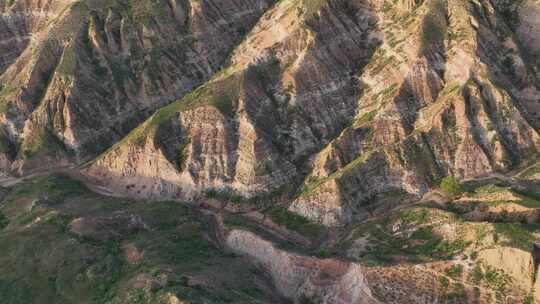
[1,0,540,303]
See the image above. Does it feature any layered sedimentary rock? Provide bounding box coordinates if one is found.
[226,229,379,304]
[1,1,540,303]
[86,0,540,227]
[0,0,274,173]
[0,0,73,73]
[86,0,381,199]
[0,0,538,227]
[290,0,540,225]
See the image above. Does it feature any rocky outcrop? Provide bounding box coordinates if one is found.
[83,0,540,226]
[70,211,149,241]
[86,0,382,199]
[289,0,540,225]
[2,1,540,300]
[0,0,72,73]
[0,0,275,174]
[1,0,539,229]
[86,78,298,199]
[225,229,379,303]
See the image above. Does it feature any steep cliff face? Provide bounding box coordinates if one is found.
[87,0,540,227]
[0,0,72,73]
[86,0,382,199]
[2,0,540,303]
[86,68,299,199]
[0,0,274,174]
[291,0,540,225]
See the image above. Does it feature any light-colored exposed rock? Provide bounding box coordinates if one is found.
[161,293,185,304]
[2,0,540,233]
[478,247,535,293]
[70,211,148,241]
[534,264,540,303]
[0,0,74,73]
[0,0,275,174]
[289,0,540,225]
[226,229,379,303]
[86,101,297,199]
[81,0,540,228]
[122,242,145,264]
[86,0,381,199]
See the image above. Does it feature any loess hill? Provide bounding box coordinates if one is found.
[1,0,540,303]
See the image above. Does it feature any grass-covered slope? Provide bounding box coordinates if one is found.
[0,175,278,304]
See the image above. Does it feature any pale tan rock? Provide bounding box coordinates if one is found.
[478,247,535,292]
[226,229,380,304]
[0,0,275,173]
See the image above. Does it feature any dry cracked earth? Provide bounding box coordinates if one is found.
[1,0,540,303]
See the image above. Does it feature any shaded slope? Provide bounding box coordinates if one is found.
[86,0,382,200]
[86,0,540,227]
[0,0,275,174]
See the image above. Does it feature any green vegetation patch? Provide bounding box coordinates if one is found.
[445,264,463,279]
[468,262,512,301]
[204,189,257,205]
[400,208,429,224]
[299,151,375,197]
[355,110,377,126]
[129,0,170,25]
[483,265,512,302]
[0,174,275,304]
[18,127,69,160]
[421,0,448,48]
[0,212,8,230]
[266,205,324,238]
[519,163,540,178]
[363,224,469,263]
[123,73,243,147]
[465,183,540,208]
[440,175,463,198]
[57,43,78,75]
[0,83,18,112]
[494,223,536,251]
[6,174,87,205]
[0,213,122,304]
[340,207,470,264]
